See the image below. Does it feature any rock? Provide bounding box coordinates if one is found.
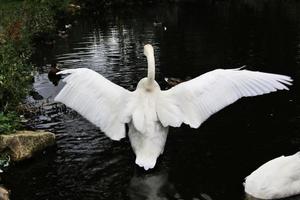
[0,131,55,161]
[0,186,9,200]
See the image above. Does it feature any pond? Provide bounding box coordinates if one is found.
[2,0,300,199]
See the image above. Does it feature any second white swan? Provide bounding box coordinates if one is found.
[245,152,300,199]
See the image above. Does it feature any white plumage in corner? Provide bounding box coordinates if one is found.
[245,152,300,199]
[55,44,292,170]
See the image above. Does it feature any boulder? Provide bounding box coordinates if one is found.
[0,186,9,200]
[0,131,55,161]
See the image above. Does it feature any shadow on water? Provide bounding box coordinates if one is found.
[2,0,300,199]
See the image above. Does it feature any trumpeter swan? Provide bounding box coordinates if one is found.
[55,44,292,170]
[245,152,300,199]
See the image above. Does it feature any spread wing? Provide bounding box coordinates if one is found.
[157,68,292,128]
[54,68,132,140]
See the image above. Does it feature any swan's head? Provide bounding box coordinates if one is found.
[144,44,154,57]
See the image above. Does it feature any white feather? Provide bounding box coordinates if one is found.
[55,44,292,170]
[157,68,292,129]
[55,68,132,141]
[244,152,300,199]
[128,121,168,170]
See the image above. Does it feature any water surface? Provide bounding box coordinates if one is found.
[2,1,300,200]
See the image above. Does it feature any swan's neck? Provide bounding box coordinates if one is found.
[146,53,155,85]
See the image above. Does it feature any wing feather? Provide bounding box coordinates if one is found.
[157,68,292,128]
[55,68,132,140]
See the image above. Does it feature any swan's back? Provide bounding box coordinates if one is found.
[245,152,300,199]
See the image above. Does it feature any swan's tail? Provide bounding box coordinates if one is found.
[128,122,168,170]
[135,153,157,170]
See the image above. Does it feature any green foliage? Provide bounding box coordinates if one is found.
[23,4,56,37]
[73,0,161,11]
[0,112,20,134]
[22,0,71,38]
[0,41,32,111]
[0,0,70,134]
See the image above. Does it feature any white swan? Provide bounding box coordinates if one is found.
[244,152,300,199]
[55,44,292,170]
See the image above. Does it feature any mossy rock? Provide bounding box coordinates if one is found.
[0,131,55,161]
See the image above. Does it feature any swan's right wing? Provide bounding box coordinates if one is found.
[157,68,292,128]
[55,68,132,140]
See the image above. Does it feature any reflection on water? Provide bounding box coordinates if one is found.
[2,0,300,200]
[128,170,177,200]
[128,169,213,200]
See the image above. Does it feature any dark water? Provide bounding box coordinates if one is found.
[2,1,300,200]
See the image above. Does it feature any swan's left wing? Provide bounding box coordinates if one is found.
[157,68,292,128]
[55,68,132,140]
